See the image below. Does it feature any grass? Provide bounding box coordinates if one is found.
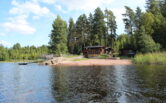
[97,54,110,59]
[133,52,166,65]
[64,55,80,58]
[120,56,131,59]
[73,58,89,61]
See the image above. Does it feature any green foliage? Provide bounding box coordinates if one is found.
[117,34,131,49]
[146,0,161,15]
[160,0,166,18]
[50,3,166,56]
[152,15,166,48]
[123,6,135,35]
[112,41,120,54]
[49,16,68,56]
[13,43,21,49]
[92,7,106,45]
[133,52,166,64]
[74,14,89,54]
[67,18,75,54]
[144,0,166,50]
[140,12,155,35]
[105,9,117,46]
[112,34,130,53]
[87,13,94,46]
[122,2,166,53]
[0,44,48,61]
[136,26,160,53]
[135,7,143,29]
[66,7,117,55]
[0,45,9,61]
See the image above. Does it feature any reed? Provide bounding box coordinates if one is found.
[133,52,166,65]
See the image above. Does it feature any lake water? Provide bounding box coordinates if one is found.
[0,63,166,103]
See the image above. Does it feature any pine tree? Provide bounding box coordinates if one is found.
[135,7,143,30]
[93,7,106,45]
[146,0,161,15]
[123,6,135,35]
[74,14,88,54]
[87,13,94,46]
[13,43,21,50]
[160,0,166,18]
[105,9,117,46]
[67,18,75,54]
[49,16,68,56]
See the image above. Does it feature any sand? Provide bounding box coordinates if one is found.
[46,58,132,66]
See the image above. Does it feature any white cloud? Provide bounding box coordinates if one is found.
[9,1,55,18]
[2,15,36,35]
[1,0,56,35]
[32,0,56,4]
[0,40,11,47]
[11,0,18,5]
[41,0,56,4]
[55,4,62,11]
[57,0,114,11]
[55,4,67,13]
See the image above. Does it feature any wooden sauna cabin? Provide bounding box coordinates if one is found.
[83,46,112,58]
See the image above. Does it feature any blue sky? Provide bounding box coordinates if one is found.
[0,0,146,47]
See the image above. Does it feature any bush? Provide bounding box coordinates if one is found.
[138,34,160,53]
[136,26,160,53]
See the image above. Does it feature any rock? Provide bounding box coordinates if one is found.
[45,63,49,65]
[51,60,54,64]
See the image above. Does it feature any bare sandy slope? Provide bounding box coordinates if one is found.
[47,58,132,66]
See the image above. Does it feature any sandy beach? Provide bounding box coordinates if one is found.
[43,57,132,66]
[56,59,132,66]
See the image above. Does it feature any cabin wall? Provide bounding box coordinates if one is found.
[83,48,105,58]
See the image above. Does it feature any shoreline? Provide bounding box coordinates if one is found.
[43,57,133,66]
[0,58,133,66]
[0,59,44,63]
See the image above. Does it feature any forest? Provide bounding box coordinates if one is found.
[49,0,166,56]
[0,0,166,61]
[0,43,48,61]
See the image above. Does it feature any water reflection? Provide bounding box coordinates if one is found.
[135,65,166,102]
[50,65,166,103]
[0,63,166,103]
[51,66,112,102]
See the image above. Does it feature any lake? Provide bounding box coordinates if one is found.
[0,63,166,103]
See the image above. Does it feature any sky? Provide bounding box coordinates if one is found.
[0,0,146,47]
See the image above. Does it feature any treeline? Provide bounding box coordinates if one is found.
[49,7,117,55]
[114,0,166,53]
[0,43,48,61]
[49,0,166,55]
